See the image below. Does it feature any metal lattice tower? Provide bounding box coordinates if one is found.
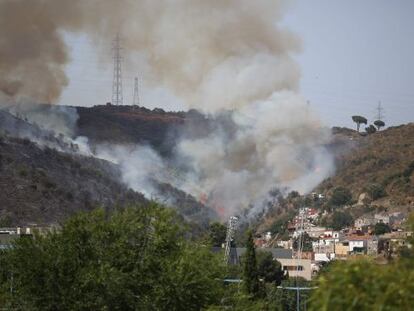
[376,101,384,121]
[224,216,239,264]
[112,33,123,105]
[133,77,140,106]
[278,207,316,311]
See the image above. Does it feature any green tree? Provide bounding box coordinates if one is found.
[293,232,314,252]
[365,183,386,200]
[208,222,227,247]
[330,210,353,230]
[0,204,225,310]
[256,251,285,285]
[309,259,414,310]
[374,222,391,235]
[352,115,368,132]
[243,230,260,298]
[374,119,385,131]
[365,124,377,134]
[329,186,352,206]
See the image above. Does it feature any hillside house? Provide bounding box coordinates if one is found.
[374,212,406,226]
[354,216,376,229]
[278,258,312,280]
[346,235,378,255]
[212,247,293,265]
[378,231,412,257]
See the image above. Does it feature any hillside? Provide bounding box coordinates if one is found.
[320,124,414,207]
[75,105,187,155]
[0,107,217,227]
[0,133,146,226]
[256,123,414,234]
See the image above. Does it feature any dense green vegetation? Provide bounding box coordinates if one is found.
[0,204,224,310]
[1,202,413,310]
[329,186,352,206]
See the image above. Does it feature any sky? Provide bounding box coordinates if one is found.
[59,0,414,128]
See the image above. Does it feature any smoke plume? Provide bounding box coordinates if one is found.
[0,0,299,107]
[0,0,334,218]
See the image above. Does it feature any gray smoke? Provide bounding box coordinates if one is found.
[0,0,299,107]
[0,0,334,219]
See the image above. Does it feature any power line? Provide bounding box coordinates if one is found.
[112,33,123,105]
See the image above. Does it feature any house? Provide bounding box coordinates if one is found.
[0,233,18,250]
[354,216,376,229]
[334,242,349,259]
[378,231,412,257]
[374,212,406,226]
[0,228,24,250]
[346,235,378,255]
[278,258,312,280]
[212,247,293,265]
[306,226,327,239]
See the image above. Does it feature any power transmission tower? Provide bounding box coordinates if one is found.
[112,33,123,105]
[133,77,140,106]
[224,216,239,264]
[278,207,316,311]
[375,101,384,121]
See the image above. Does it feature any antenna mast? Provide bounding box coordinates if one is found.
[112,33,123,105]
[133,77,140,106]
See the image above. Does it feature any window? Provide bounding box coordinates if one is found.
[284,265,304,271]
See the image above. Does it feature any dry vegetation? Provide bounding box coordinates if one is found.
[320,123,414,208]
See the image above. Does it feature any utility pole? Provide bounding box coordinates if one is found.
[376,101,384,121]
[112,33,123,105]
[133,77,140,106]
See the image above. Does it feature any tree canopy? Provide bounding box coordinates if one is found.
[374,119,385,130]
[374,222,391,235]
[256,251,285,285]
[365,124,377,134]
[352,115,368,132]
[208,222,227,247]
[329,210,354,231]
[329,186,352,206]
[0,204,224,310]
[293,232,314,252]
[242,230,260,298]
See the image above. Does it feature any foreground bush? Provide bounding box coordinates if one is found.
[0,204,224,310]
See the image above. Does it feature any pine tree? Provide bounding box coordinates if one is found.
[243,229,260,298]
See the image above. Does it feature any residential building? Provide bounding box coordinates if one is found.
[354,216,376,229]
[212,247,293,265]
[278,258,312,280]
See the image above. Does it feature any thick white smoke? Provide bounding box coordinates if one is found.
[176,92,333,218]
[0,0,335,219]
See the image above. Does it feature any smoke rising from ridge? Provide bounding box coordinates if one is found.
[0,0,300,108]
[0,0,334,219]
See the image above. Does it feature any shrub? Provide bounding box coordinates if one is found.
[329,187,352,206]
[365,183,386,200]
[374,222,391,235]
[403,161,414,178]
[329,210,353,230]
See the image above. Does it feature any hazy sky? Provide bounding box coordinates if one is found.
[60,0,414,128]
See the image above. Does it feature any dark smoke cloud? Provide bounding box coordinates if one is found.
[0,0,300,108]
